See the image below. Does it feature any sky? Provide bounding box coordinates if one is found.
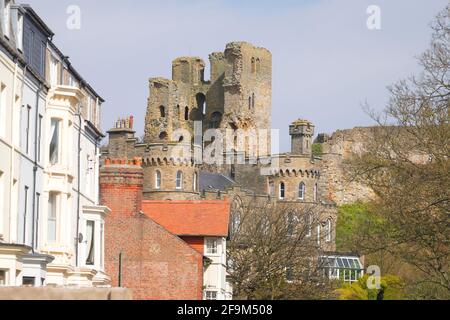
[24,0,448,152]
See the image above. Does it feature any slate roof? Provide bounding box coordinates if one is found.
[199,171,236,191]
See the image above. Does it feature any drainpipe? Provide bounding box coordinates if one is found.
[8,58,19,243]
[31,82,42,253]
[75,103,82,266]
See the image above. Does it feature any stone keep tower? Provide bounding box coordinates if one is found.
[289,119,315,155]
[138,42,272,200]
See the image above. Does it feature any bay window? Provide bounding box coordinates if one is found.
[49,119,61,165]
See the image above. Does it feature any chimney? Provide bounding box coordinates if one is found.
[100,158,144,217]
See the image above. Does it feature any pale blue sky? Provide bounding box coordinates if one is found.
[25,0,447,151]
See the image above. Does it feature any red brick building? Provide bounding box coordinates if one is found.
[99,158,230,300]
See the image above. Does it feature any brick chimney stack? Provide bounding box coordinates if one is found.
[100,158,144,217]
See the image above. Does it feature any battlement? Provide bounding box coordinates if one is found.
[104,157,142,167]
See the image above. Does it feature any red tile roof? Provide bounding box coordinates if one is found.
[142,200,230,237]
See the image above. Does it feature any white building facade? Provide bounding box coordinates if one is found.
[203,236,232,300]
[0,1,109,287]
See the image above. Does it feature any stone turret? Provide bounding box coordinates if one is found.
[289,119,315,155]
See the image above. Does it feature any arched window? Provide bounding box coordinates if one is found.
[177,105,180,119]
[210,112,222,129]
[313,183,318,202]
[256,58,261,72]
[155,170,161,189]
[279,182,285,199]
[268,181,275,196]
[326,218,332,242]
[159,105,165,118]
[252,93,255,108]
[159,131,168,140]
[176,171,183,190]
[193,172,198,191]
[184,106,189,121]
[306,213,312,237]
[298,182,305,200]
[248,96,251,109]
[196,93,206,116]
[251,57,256,73]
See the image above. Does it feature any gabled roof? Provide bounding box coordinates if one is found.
[142,200,230,237]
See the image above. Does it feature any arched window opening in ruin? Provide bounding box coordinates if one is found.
[210,112,222,129]
[251,57,256,73]
[184,107,189,121]
[313,183,318,202]
[159,131,168,140]
[155,170,161,189]
[196,93,206,116]
[256,58,261,72]
[178,136,184,142]
[252,93,255,108]
[298,182,305,200]
[159,105,165,118]
[177,105,180,120]
[176,171,183,190]
[279,182,285,199]
[248,96,251,109]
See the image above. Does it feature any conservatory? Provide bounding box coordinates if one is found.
[320,255,364,283]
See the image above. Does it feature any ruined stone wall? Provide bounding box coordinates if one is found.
[319,127,377,205]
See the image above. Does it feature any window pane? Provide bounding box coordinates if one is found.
[86,221,95,265]
[47,194,57,243]
[49,119,60,164]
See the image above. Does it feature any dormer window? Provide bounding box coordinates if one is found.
[17,12,23,50]
[3,0,11,39]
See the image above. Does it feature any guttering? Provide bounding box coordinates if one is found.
[75,104,82,267]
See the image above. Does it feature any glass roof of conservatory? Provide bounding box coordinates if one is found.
[320,256,363,270]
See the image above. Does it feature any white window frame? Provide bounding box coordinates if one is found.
[176,171,183,190]
[298,182,305,200]
[326,219,332,243]
[47,192,58,244]
[155,170,161,189]
[85,220,95,265]
[16,12,23,51]
[205,238,218,255]
[205,290,217,300]
[193,172,198,191]
[49,118,61,165]
[49,55,58,87]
